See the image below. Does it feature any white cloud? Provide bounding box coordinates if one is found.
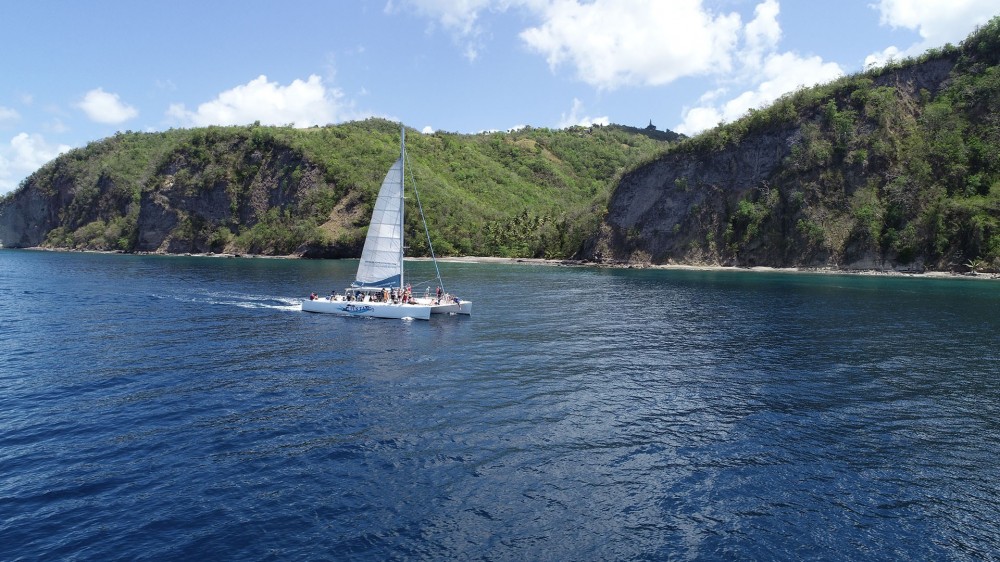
[44,118,69,134]
[867,0,997,65]
[155,79,178,92]
[421,125,435,134]
[402,0,986,137]
[676,52,843,135]
[396,0,755,83]
[0,106,20,123]
[673,0,992,135]
[865,45,904,70]
[0,133,72,195]
[391,0,493,36]
[557,98,609,128]
[520,0,742,89]
[76,88,139,124]
[674,3,845,136]
[675,105,723,135]
[728,53,841,117]
[167,74,347,128]
[741,0,781,70]
[387,0,497,61]
[874,0,996,41]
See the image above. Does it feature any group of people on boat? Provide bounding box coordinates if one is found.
[308,284,460,306]
[361,285,415,304]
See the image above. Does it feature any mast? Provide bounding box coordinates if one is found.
[399,125,406,292]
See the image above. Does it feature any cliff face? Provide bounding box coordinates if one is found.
[0,129,362,257]
[132,144,326,253]
[590,123,799,265]
[0,183,66,248]
[583,39,1000,272]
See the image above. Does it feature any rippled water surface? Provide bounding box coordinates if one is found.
[1,250,998,560]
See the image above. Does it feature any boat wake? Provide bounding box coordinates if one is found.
[176,289,301,312]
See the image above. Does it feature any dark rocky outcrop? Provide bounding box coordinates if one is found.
[582,28,1000,272]
[588,123,799,265]
[0,128,359,257]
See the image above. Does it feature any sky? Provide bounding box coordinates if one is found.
[1,0,998,195]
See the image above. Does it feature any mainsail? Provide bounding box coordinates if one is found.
[353,157,404,289]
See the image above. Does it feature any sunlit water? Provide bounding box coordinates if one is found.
[1,250,998,560]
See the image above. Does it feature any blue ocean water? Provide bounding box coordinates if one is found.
[0,249,998,561]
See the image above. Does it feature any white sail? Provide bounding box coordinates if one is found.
[353,157,404,289]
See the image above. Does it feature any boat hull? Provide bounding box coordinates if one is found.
[301,299,431,320]
[410,296,472,315]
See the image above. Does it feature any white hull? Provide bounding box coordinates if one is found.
[301,298,431,320]
[412,297,473,315]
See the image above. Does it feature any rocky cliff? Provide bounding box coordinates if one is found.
[583,23,1000,272]
[587,122,801,265]
[0,128,370,256]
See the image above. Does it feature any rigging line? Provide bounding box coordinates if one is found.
[404,146,446,294]
[407,277,439,289]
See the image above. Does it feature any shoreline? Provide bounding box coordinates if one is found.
[10,246,999,281]
[424,256,1000,281]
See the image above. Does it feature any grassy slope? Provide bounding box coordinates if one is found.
[4,119,673,258]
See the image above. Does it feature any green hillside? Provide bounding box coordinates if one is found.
[0,120,675,258]
[587,16,1000,273]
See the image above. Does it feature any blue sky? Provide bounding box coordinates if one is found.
[1,0,997,194]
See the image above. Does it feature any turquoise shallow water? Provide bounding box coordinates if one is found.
[1,249,998,560]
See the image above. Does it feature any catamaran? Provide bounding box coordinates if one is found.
[301,126,472,320]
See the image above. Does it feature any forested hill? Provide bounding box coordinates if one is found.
[4,19,1000,273]
[0,121,678,258]
[584,17,1000,273]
